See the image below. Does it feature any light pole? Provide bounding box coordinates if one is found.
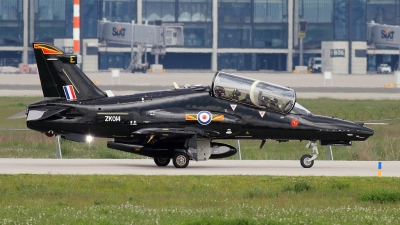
[298,20,308,66]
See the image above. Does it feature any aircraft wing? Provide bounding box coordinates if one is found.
[109,126,235,161]
[132,127,217,138]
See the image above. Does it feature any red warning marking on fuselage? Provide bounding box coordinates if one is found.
[291,119,299,127]
[259,111,265,118]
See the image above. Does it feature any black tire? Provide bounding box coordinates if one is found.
[154,158,170,167]
[300,154,314,168]
[173,152,189,168]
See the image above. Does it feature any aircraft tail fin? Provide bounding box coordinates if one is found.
[33,43,106,101]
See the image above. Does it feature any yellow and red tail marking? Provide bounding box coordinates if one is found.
[33,44,63,55]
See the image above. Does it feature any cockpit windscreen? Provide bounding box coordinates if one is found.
[290,103,312,115]
[212,72,296,114]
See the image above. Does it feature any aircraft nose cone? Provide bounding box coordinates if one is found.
[362,126,374,137]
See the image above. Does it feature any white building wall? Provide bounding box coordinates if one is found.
[82,39,99,72]
[322,41,348,75]
[54,39,73,52]
[352,41,367,75]
[53,39,99,72]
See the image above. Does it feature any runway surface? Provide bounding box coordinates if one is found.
[0,159,398,177]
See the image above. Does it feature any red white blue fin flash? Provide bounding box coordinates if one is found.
[63,85,77,101]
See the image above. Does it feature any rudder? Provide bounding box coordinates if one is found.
[33,42,106,100]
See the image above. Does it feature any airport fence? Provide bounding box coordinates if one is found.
[313,107,400,122]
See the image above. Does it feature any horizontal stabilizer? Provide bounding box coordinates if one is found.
[26,108,67,121]
[7,110,27,119]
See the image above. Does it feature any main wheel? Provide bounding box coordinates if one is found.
[154,158,170,167]
[173,153,189,168]
[300,154,314,168]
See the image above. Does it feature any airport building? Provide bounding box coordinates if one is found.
[1,0,400,73]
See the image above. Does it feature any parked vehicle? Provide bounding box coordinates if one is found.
[377,63,392,74]
[308,57,321,73]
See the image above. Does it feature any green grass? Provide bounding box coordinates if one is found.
[1,96,400,160]
[0,175,399,224]
[0,96,41,128]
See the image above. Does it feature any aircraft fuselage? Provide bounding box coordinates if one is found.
[27,87,373,145]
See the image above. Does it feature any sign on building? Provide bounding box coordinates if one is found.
[330,49,345,57]
[63,47,73,54]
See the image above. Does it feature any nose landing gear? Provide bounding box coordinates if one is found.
[300,141,319,168]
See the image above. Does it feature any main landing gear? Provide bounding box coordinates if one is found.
[153,152,190,168]
[300,141,319,168]
[172,152,189,168]
[154,158,170,166]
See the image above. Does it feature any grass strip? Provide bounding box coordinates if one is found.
[0,175,399,224]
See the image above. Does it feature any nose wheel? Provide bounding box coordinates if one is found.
[301,141,319,168]
[300,154,314,168]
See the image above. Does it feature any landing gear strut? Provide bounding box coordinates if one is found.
[300,141,319,168]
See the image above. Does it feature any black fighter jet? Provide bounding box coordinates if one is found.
[24,43,374,168]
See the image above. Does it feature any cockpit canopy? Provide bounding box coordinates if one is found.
[212,72,296,114]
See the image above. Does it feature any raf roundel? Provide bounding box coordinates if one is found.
[197,111,212,125]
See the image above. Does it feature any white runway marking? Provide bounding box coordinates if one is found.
[0,159,398,177]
